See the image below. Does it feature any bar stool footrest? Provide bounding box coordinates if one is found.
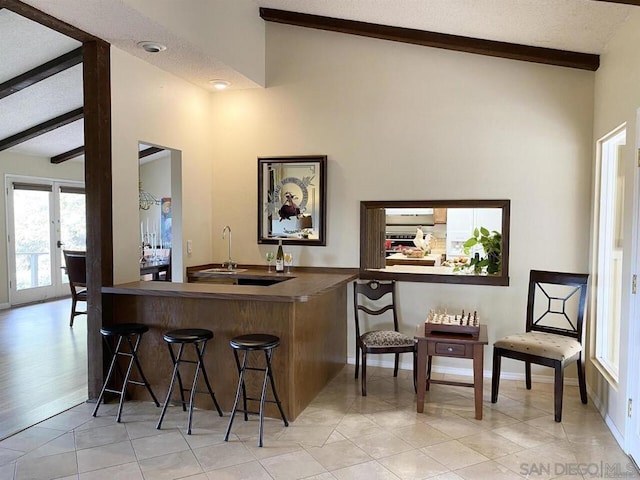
[245,396,280,403]
[167,389,217,405]
[104,388,124,395]
[235,409,263,416]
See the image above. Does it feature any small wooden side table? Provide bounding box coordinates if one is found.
[415,324,488,420]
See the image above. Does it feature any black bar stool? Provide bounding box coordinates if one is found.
[156,328,223,434]
[224,333,288,447]
[92,323,160,422]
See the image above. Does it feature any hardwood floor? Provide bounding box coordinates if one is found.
[0,298,87,441]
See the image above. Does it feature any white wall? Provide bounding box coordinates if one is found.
[111,47,214,284]
[591,9,640,447]
[0,152,84,306]
[209,24,595,376]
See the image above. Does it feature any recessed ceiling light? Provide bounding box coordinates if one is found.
[210,79,231,90]
[137,41,167,53]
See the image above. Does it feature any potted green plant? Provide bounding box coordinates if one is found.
[457,227,502,275]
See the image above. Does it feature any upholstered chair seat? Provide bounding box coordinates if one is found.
[493,332,582,362]
[361,330,415,347]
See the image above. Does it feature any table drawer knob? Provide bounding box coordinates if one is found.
[434,342,466,356]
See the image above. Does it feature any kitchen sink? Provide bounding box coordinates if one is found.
[237,277,291,286]
[193,268,292,286]
[199,268,248,274]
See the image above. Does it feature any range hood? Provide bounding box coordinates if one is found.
[385,208,435,226]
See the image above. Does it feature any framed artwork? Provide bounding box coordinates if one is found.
[161,197,172,248]
[258,155,327,246]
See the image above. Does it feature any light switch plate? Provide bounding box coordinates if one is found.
[187,240,192,254]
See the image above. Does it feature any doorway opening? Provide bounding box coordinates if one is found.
[139,143,183,282]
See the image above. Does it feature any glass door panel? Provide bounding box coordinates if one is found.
[12,184,53,301]
[58,185,86,290]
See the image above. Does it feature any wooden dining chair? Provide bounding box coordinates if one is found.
[491,270,589,422]
[63,250,87,327]
[354,280,416,396]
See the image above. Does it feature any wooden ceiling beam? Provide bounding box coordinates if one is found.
[50,145,164,164]
[139,146,164,159]
[0,107,83,151]
[259,8,600,71]
[593,0,640,5]
[0,47,83,100]
[51,145,84,164]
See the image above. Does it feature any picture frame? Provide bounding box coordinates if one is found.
[258,155,327,246]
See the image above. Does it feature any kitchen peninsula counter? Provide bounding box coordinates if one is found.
[105,267,355,302]
[385,252,445,267]
[102,267,358,421]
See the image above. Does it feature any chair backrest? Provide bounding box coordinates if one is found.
[353,280,399,338]
[63,250,87,288]
[526,270,589,342]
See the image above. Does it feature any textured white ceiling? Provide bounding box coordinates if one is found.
[0,9,80,82]
[20,0,262,91]
[0,65,83,138]
[1,0,635,159]
[1,8,83,159]
[9,120,84,158]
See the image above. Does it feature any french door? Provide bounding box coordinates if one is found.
[6,176,86,305]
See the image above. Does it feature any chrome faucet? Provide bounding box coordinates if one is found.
[222,225,236,270]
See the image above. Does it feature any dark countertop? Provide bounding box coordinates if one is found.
[102,266,358,303]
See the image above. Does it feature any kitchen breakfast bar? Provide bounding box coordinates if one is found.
[102,267,358,421]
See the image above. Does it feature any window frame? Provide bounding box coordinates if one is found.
[591,123,626,386]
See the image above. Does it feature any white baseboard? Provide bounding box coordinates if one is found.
[588,385,626,451]
[0,303,9,310]
[605,412,625,450]
[347,355,578,386]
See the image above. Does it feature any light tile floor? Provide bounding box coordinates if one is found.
[0,365,637,480]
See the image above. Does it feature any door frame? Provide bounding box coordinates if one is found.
[625,108,640,463]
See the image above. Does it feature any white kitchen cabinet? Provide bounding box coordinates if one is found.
[446,208,474,257]
[446,208,502,258]
[474,208,502,233]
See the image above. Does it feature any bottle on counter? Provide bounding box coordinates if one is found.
[275,239,284,272]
